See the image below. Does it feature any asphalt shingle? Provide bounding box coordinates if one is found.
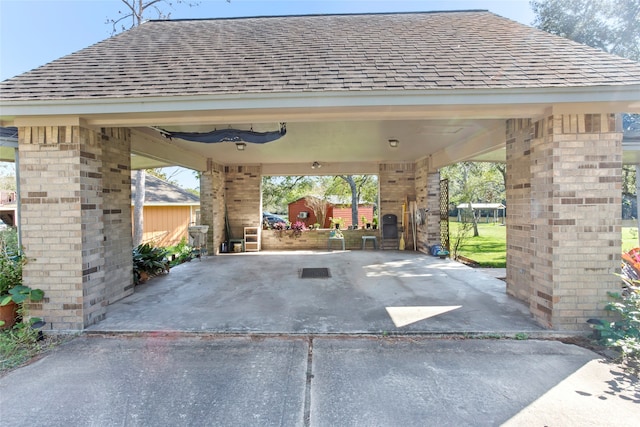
[1,11,639,101]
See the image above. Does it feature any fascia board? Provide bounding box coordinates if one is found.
[2,85,639,118]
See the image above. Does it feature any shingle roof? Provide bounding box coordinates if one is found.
[131,173,199,205]
[2,11,640,100]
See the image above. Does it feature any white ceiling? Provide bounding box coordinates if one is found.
[144,118,505,170]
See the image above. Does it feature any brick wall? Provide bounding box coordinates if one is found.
[201,160,225,254]
[18,125,119,329]
[413,158,437,253]
[225,165,262,241]
[507,115,623,330]
[379,163,416,249]
[101,128,133,306]
[505,119,534,304]
[261,228,380,250]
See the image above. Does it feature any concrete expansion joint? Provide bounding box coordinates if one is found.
[81,329,590,341]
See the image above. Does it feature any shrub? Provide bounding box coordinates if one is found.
[588,272,640,364]
[166,237,193,267]
[133,243,169,285]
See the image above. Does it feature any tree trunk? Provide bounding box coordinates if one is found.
[636,165,640,248]
[467,201,479,237]
[133,169,145,246]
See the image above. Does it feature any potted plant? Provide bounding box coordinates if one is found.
[372,217,378,230]
[0,229,44,329]
[361,215,367,229]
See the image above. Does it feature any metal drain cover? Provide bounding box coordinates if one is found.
[300,268,330,278]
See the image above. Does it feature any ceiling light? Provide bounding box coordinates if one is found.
[311,161,321,169]
[388,139,399,148]
[236,142,246,151]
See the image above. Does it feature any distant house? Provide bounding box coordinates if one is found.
[456,203,505,223]
[288,196,375,228]
[131,174,200,247]
[0,190,17,227]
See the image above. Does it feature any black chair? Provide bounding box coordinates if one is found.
[382,214,398,239]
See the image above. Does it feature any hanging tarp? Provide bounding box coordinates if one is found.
[159,123,286,144]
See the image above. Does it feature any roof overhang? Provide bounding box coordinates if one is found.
[1,85,639,171]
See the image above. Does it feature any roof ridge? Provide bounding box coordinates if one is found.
[146,9,491,23]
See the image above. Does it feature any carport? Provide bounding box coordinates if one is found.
[89,251,543,334]
[1,11,639,331]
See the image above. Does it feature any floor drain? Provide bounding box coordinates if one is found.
[300,268,330,279]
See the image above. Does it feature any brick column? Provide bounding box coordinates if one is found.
[426,170,441,248]
[224,165,262,241]
[379,163,416,248]
[505,119,534,303]
[200,160,225,254]
[19,125,132,330]
[507,114,623,330]
[413,159,440,253]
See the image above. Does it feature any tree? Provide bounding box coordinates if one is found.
[107,0,215,35]
[335,175,378,226]
[441,162,505,237]
[261,176,314,214]
[531,0,640,61]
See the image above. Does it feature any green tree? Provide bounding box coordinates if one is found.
[441,162,505,237]
[261,176,314,215]
[332,175,378,227]
[531,0,640,61]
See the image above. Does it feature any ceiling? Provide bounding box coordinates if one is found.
[137,118,505,172]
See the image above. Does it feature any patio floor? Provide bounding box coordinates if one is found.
[89,250,543,334]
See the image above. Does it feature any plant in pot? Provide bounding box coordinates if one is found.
[372,217,378,230]
[0,229,44,329]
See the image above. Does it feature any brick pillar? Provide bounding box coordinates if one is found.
[505,119,534,303]
[19,125,131,330]
[413,159,440,253]
[379,163,416,247]
[201,160,225,254]
[426,170,441,248]
[507,114,623,330]
[101,128,134,305]
[224,165,261,241]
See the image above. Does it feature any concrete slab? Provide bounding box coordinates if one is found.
[0,335,308,427]
[310,338,639,427]
[90,251,542,334]
[1,335,637,426]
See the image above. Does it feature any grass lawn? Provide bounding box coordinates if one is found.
[622,226,639,252]
[449,221,639,268]
[449,221,506,268]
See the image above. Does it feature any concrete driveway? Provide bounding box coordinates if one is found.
[90,251,542,334]
[2,252,638,426]
[1,335,638,426]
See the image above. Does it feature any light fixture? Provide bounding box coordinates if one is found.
[388,139,399,148]
[236,142,246,151]
[311,161,321,169]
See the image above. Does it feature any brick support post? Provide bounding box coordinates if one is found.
[200,160,225,254]
[413,159,440,253]
[506,114,623,330]
[224,165,262,241]
[426,170,441,249]
[18,125,132,330]
[379,163,416,248]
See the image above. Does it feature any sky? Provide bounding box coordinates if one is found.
[0,0,537,188]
